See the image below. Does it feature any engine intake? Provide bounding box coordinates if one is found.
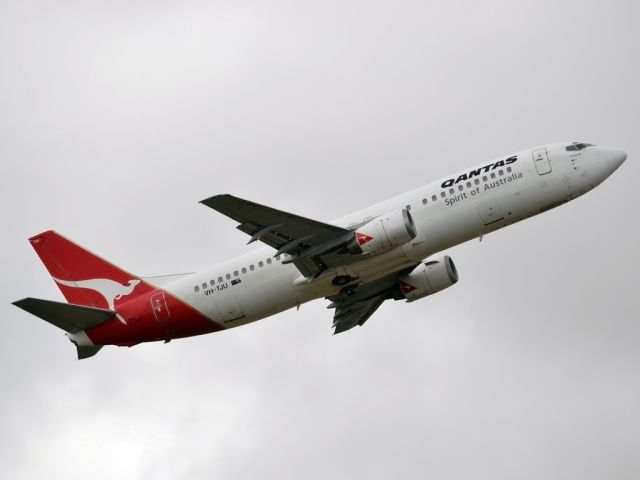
[398,255,459,302]
[347,208,417,256]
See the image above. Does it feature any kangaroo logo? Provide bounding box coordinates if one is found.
[399,281,417,295]
[53,277,141,325]
[356,232,374,245]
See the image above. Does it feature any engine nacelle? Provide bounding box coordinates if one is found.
[347,208,417,256]
[398,256,459,302]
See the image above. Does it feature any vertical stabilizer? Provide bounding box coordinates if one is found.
[28,231,151,310]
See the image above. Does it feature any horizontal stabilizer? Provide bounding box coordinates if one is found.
[12,297,116,333]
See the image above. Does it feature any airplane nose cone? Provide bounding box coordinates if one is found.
[604,147,627,174]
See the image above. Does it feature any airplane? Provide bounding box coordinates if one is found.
[12,141,627,359]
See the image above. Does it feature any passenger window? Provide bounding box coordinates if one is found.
[474,179,480,185]
[405,204,411,211]
[458,185,464,192]
[275,255,281,261]
[482,175,488,182]
[210,280,215,286]
[422,198,427,205]
[225,273,231,280]
[249,265,255,271]
[490,172,496,179]
[202,283,207,289]
[233,270,239,277]
[466,181,472,188]
[432,195,437,201]
[507,166,512,173]
[440,191,446,198]
[241,267,247,274]
[194,285,199,292]
[449,188,454,195]
[259,261,264,268]
[218,276,223,283]
[498,170,504,176]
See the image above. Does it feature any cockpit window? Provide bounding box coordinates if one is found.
[566,142,594,151]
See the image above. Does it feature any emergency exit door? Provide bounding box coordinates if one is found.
[532,148,552,175]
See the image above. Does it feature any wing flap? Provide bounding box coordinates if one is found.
[332,296,386,334]
[327,266,417,334]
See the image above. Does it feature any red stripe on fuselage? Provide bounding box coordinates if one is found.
[84,288,225,346]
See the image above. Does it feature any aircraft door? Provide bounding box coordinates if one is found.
[533,148,552,175]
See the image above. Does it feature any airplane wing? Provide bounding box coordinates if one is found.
[331,296,387,334]
[326,267,416,333]
[200,194,361,277]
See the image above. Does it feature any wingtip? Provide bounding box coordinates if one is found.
[11,298,29,308]
[199,194,230,206]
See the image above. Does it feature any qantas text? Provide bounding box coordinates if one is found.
[441,156,518,188]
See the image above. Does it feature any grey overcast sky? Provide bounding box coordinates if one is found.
[1,1,638,478]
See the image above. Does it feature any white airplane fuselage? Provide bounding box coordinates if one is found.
[15,141,626,357]
[163,142,625,330]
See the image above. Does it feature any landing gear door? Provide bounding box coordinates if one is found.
[533,148,552,175]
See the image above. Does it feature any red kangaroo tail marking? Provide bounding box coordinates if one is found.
[29,230,153,310]
[27,230,225,345]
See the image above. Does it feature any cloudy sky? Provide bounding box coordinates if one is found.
[1,1,638,478]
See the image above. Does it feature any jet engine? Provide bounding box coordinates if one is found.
[347,208,417,256]
[398,256,459,301]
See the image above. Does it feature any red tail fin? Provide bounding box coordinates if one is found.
[29,231,150,309]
